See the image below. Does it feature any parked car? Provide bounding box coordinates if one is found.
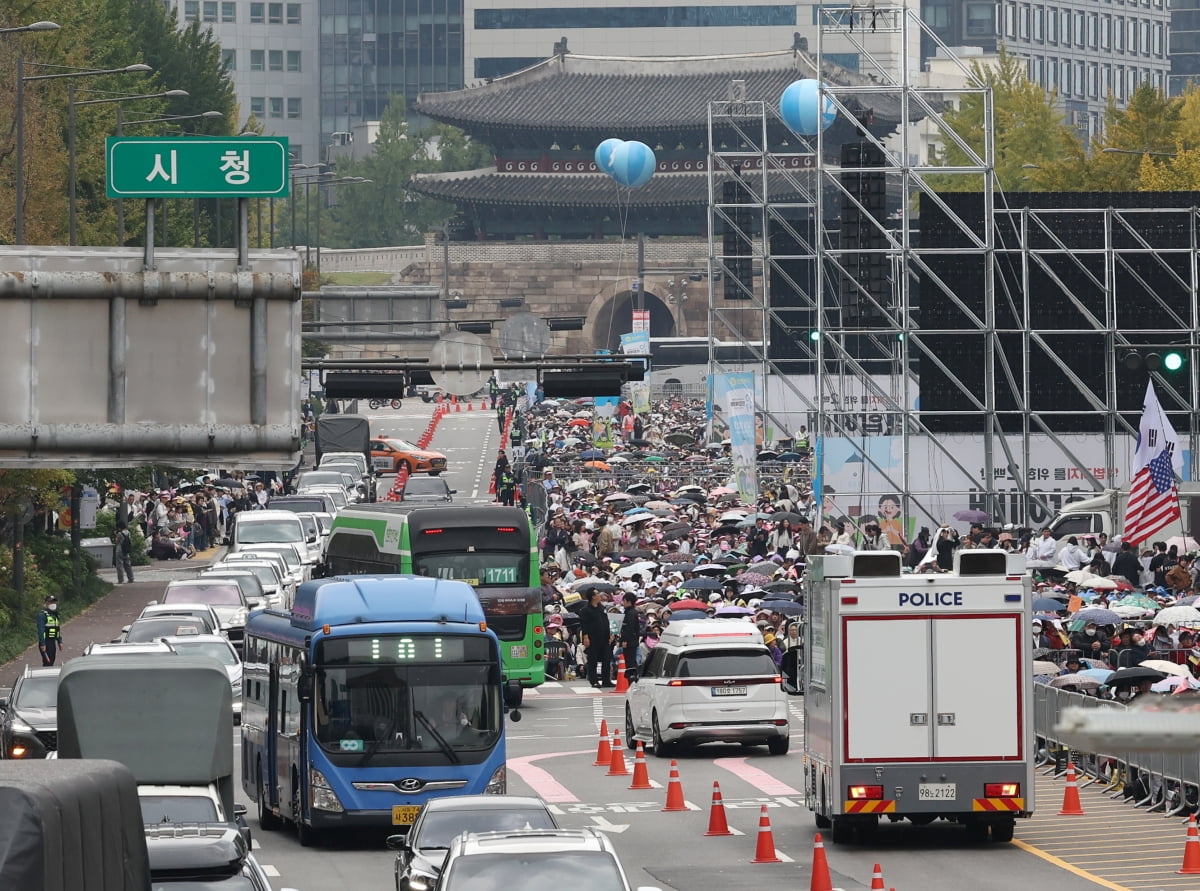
[0,666,60,759]
[370,438,448,475]
[211,559,291,610]
[387,795,558,891]
[131,602,225,639]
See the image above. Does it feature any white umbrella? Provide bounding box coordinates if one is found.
[608,456,630,463]
[1033,660,1060,676]
[617,560,658,578]
[562,436,583,447]
[1079,576,1118,590]
[719,510,748,523]
[1110,604,1152,618]
[1141,659,1192,677]
[571,575,610,590]
[622,514,651,526]
[1154,605,1200,626]
[567,480,593,493]
[1064,569,1095,584]
[693,563,728,574]
[674,485,705,495]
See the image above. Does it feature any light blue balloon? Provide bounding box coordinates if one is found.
[594,138,624,175]
[779,79,837,136]
[609,140,656,188]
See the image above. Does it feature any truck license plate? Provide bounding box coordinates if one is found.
[712,686,747,696]
[392,805,420,825]
[918,783,957,801]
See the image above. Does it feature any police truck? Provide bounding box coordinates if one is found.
[800,549,1034,843]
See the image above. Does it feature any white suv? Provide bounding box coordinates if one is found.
[624,619,792,757]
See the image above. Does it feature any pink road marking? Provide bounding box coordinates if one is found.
[506,749,592,803]
[714,757,802,796]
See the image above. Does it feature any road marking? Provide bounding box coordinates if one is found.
[472,415,493,499]
[713,757,802,796]
[1011,840,1129,891]
[506,750,591,803]
[261,865,281,877]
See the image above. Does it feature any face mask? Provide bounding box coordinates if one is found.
[1085,628,1097,637]
[47,604,57,613]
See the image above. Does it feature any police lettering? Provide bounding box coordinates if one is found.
[897,591,963,607]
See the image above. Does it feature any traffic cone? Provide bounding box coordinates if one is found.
[1180,814,1200,874]
[750,805,782,863]
[606,728,630,776]
[662,759,686,811]
[455,396,461,412]
[481,399,487,410]
[614,654,630,693]
[810,833,833,891]
[593,719,610,767]
[628,741,652,790]
[869,863,886,889]
[1058,763,1086,815]
[467,399,473,410]
[704,781,732,836]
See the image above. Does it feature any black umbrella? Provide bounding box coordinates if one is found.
[664,432,696,446]
[759,600,805,617]
[664,563,696,572]
[663,522,691,532]
[215,477,245,488]
[574,553,597,566]
[626,483,653,494]
[681,577,723,591]
[776,452,805,463]
[662,528,691,541]
[769,512,804,524]
[1107,666,1167,686]
[713,553,742,565]
[628,438,652,447]
[711,526,741,538]
[757,451,780,462]
[618,549,657,560]
[764,580,800,593]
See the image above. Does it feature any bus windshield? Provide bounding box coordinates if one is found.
[412,551,528,587]
[313,656,500,757]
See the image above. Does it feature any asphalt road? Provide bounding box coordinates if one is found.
[5,403,1188,890]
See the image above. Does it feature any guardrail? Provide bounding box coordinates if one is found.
[1034,682,1199,817]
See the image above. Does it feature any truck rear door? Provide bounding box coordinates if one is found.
[844,618,932,761]
[932,618,1020,759]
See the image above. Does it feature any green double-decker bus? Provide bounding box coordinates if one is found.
[325,504,545,704]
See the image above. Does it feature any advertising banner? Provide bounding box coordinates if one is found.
[713,372,758,500]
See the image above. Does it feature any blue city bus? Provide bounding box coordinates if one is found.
[241,575,519,845]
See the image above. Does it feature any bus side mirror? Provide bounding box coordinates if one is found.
[297,653,313,702]
[508,708,522,723]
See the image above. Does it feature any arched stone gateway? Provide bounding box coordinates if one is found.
[585,289,676,354]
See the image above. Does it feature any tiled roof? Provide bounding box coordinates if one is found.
[408,168,809,207]
[415,50,913,132]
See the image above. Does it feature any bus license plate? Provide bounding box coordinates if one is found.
[510,646,528,659]
[712,686,747,696]
[392,806,420,825]
[918,783,957,801]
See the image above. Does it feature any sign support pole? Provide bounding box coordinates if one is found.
[237,197,249,269]
[143,199,156,269]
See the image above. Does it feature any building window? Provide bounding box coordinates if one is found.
[1101,15,1110,48]
[1101,64,1111,96]
[1047,58,1058,88]
[269,49,283,71]
[287,97,302,119]
[250,2,264,23]
[1062,60,1072,93]
[290,145,303,163]
[250,96,265,116]
[965,2,995,36]
[1128,18,1137,50]
[923,3,949,26]
[287,50,302,71]
[1141,20,1150,53]
[269,97,283,118]
[1116,65,1125,98]
[1046,6,1056,40]
[1033,6,1043,40]
[1074,11,1084,43]
[286,2,301,23]
[1061,10,1071,41]
[1087,61,1098,96]
[202,1,217,22]
[221,1,236,21]
[183,0,199,21]
[1153,22,1163,55]
[1087,12,1096,46]
[1019,4,1029,38]
[474,5,798,29]
[1115,15,1123,48]
[221,48,235,70]
[268,2,283,24]
[1004,4,1015,35]
[250,49,265,71]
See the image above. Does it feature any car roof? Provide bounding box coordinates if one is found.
[144,823,247,874]
[21,667,61,680]
[237,509,302,521]
[86,641,177,655]
[455,828,611,856]
[142,602,217,613]
[422,795,552,814]
[162,634,235,648]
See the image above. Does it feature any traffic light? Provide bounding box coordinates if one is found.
[625,357,651,381]
[541,369,626,397]
[323,372,407,399]
[1122,350,1186,373]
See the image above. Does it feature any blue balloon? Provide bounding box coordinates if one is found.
[779,79,837,136]
[594,138,624,175]
[609,140,656,188]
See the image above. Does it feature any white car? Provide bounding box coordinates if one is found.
[212,559,291,610]
[296,484,349,511]
[133,602,227,639]
[231,542,309,584]
[163,635,243,721]
[222,550,303,590]
[231,510,317,573]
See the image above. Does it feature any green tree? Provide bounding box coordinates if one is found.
[927,50,1081,193]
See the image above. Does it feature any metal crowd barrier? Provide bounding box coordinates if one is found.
[1034,681,1200,817]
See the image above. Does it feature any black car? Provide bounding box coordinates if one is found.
[387,795,558,891]
[0,666,61,758]
[145,823,279,889]
[398,476,456,503]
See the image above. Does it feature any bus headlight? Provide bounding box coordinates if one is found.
[309,767,344,812]
[485,765,507,795]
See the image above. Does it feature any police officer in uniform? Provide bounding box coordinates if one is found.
[37,595,63,666]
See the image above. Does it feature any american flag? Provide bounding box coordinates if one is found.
[1124,382,1181,545]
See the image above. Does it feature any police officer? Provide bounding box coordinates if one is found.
[37,595,63,666]
[498,467,517,507]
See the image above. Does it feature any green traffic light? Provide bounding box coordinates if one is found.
[809,330,820,342]
[1164,352,1185,372]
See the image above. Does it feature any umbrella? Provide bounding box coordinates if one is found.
[667,609,709,621]
[572,576,613,591]
[1154,606,1200,626]
[1080,577,1118,590]
[643,455,667,463]
[562,437,583,447]
[1111,605,1152,619]
[1048,673,1103,690]
[668,598,711,611]
[566,480,594,493]
[664,432,695,446]
[574,553,597,566]
[1152,675,1200,693]
[584,461,611,470]
[680,578,723,591]
[1117,594,1159,610]
[1073,607,1121,626]
[644,500,673,511]
[764,580,800,593]
[710,486,738,496]
[1033,660,1061,676]
[953,509,991,523]
[622,507,652,517]
[674,485,705,495]
[662,528,691,541]
[608,456,630,464]
[1166,535,1200,553]
[617,561,658,579]
[756,450,780,462]
[769,512,804,524]
[578,449,606,460]
[215,477,245,488]
[1107,666,1168,686]
[617,548,656,559]
[716,605,755,617]
[1180,595,1200,606]
[759,600,804,616]
[605,493,633,503]
[1033,597,1066,612]
[736,571,773,586]
[622,514,653,527]
[776,452,805,463]
[1078,667,1115,683]
[568,418,591,428]
[1064,570,1095,584]
[664,563,696,573]
[1140,659,1192,677]
[693,564,729,575]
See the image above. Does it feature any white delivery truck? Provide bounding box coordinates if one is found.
[800,549,1034,844]
[1047,482,1200,541]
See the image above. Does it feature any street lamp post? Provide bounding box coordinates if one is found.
[68,87,188,245]
[315,176,370,275]
[288,163,321,250]
[0,21,59,36]
[15,58,151,244]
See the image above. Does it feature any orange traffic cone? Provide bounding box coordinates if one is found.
[810,833,833,891]
[628,741,652,790]
[1058,763,1086,815]
[705,781,732,836]
[750,805,782,863]
[662,759,687,812]
[869,863,886,889]
[606,728,630,776]
[614,654,630,693]
[1180,814,1200,874]
[481,399,487,410]
[467,399,473,411]
[593,719,610,767]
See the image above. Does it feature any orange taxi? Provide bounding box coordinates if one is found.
[369,438,448,475]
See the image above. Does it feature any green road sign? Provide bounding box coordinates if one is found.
[105,136,290,198]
